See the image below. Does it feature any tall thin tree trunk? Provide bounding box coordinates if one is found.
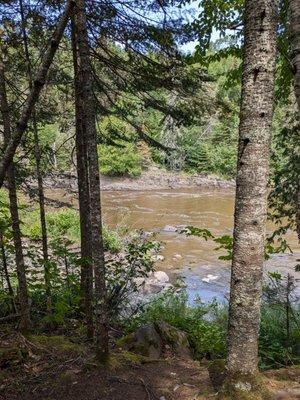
[0,51,30,331]
[297,179,300,241]
[0,234,16,313]
[71,17,94,339]
[0,0,74,187]
[33,121,52,310]
[73,0,109,361]
[226,0,278,378]
[289,0,300,242]
[19,0,51,311]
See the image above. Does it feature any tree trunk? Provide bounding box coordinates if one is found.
[33,121,52,310]
[19,0,51,312]
[71,16,94,339]
[0,51,30,331]
[297,179,300,241]
[289,0,300,242]
[0,234,16,313]
[73,0,109,361]
[227,0,278,376]
[0,0,75,187]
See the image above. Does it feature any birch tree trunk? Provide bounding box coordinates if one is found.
[227,0,278,378]
[73,0,109,360]
[289,0,300,242]
[0,52,30,331]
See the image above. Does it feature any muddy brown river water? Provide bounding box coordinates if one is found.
[47,187,300,303]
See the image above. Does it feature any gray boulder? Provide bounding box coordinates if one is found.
[119,323,163,358]
[154,321,192,359]
[119,321,192,359]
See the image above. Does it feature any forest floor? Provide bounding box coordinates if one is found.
[40,167,234,192]
[1,331,300,400]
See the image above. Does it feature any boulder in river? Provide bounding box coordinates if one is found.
[133,270,171,297]
[162,225,177,233]
[151,254,165,262]
[173,254,182,260]
[202,274,219,283]
[153,271,169,283]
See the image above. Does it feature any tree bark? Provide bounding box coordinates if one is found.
[289,0,300,242]
[227,0,278,375]
[71,16,94,339]
[73,0,109,361]
[297,179,300,241]
[19,0,51,312]
[0,51,30,331]
[0,0,75,188]
[33,121,52,310]
[0,234,16,313]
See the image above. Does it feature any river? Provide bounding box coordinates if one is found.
[47,187,300,303]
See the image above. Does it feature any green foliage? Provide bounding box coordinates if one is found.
[106,234,159,318]
[124,290,227,360]
[181,141,237,177]
[268,109,300,240]
[122,277,300,370]
[29,274,82,326]
[260,310,300,369]
[99,143,142,177]
[46,209,81,239]
[102,227,122,253]
[23,208,121,252]
[259,273,300,369]
[182,226,214,240]
[214,235,233,261]
[182,226,233,261]
[0,190,12,239]
[182,225,291,261]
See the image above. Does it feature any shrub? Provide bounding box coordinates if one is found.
[106,234,159,319]
[259,273,300,369]
[23,208,121,252]
[122,283,300,369]
[123,291,228,360]
[98,143,142,177]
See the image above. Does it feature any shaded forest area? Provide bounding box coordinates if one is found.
[0,0,300,399]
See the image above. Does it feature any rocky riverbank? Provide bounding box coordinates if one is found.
[40,167,234,192]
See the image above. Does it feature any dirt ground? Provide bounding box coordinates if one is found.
[1,332,300,400]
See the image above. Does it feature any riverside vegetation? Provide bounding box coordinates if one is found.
[1,0,300,399]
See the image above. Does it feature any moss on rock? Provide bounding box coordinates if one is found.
[117,321,192,359]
